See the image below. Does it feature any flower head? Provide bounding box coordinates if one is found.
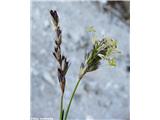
[80,29,120,79]
[50,10,70,94]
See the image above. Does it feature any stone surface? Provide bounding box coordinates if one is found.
[31,1,130,120]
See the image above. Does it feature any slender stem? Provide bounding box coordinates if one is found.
[59,93,64,120]
[64,78,81,120]
[64,67,87,120]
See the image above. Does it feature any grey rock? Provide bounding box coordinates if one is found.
[42,72,55,87]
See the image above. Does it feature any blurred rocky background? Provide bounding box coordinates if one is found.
[31,1,130,120]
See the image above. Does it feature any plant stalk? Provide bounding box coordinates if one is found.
[64,67,87,120]
[60,93,64,120]
[64,78,81,120]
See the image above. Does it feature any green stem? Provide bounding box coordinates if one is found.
[60,93,64,120]
[64,67,87,120]
[64,78,81,120]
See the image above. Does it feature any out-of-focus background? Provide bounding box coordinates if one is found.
[31,0,130,119]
